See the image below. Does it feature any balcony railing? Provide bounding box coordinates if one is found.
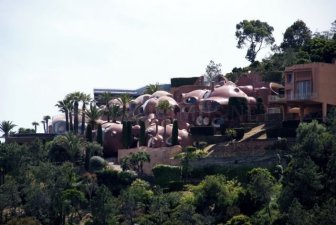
[287,92,318,101]
[269,92,319,102]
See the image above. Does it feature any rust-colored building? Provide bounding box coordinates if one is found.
[282,63,336,121]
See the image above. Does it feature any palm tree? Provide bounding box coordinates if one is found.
[0,120,16,137]
[156,99,172,141]
[32,121,39,133]
[67,92,81,134]
[135,151,150,175]
[144,82,160,94]
[68,100,74,132]
[55,99,71,132]
[100,92,113,122]
[109,104,121,123]
[80,93,91,135]
[118,94,132,122]
[43,115,51,134]
[85,103,102,130]
[41,120,46,133]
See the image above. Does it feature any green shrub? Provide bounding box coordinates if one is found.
[226,128,237,140]
[96,169,136,195]
[263,71,282,83]
[85,142,103,170]
[152,164,182,187]
[225,214,252,225]
[89,156,107,172]
[5,217,41,225]
[189,165,257,183]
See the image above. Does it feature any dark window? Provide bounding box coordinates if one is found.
[287,74,292,83]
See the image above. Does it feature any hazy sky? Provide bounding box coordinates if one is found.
[1,0,335,134]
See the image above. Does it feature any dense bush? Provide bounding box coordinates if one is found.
[263,71,282,83]
[96,169,136,195]
[5,217,41,225]
[85,142,103,170]
[89,156,107,172]
[152,164,182,187]
[189,165,257,183]
[225,214,252,225]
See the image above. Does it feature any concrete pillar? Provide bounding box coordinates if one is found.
[322,103,327,122]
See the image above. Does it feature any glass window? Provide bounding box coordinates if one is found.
[287,73,292,83]
[296,80,311,99]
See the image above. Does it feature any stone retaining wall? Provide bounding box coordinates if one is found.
[118,145,182,175]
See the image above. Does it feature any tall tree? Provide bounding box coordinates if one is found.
[32,122,39,133]
[235,20,275,62]
[281,20,312,51]
[171,120,179,146]
[303,37,336,63]
[40,120,46,133]
[43,115,51,134]
[118,94,132,122]
[331,20,336,40]
[139,120,146,146]
[91,185,117,225]
[85,103,101,130]
[55,99,71,132]
[80,93,91,135]
[247,168,276,218]
[96,124,103,146]
[100,92,113,122]
[67,92,82,134]
[204,60,222,83]
[109,104,121,123]
[0,121,16,137]
[144,83,160,95]
[156,100,172,142]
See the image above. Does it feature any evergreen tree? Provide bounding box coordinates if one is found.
[172,120,179,146]
[96,124,103,146]
[86,124,93,142]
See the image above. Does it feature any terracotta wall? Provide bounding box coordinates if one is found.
[317,63,336,105]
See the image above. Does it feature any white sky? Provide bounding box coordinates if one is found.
[0,0,335,134]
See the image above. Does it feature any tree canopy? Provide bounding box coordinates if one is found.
[235,20,275,63]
